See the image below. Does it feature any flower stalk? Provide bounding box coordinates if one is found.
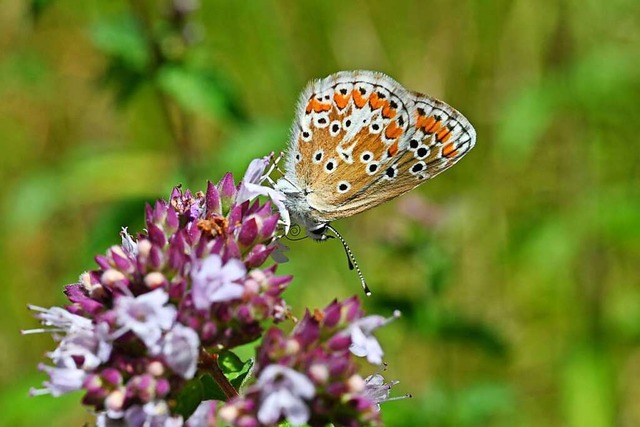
[198,349,238,400]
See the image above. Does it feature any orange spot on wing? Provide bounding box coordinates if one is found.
[368,92,385,109]
[384,121,403,140]
[416,115,430,130]
[306,98,331,113]
[305,99,315,114]
[352,90,368,108]
[436,127,452,143]
[316,103,331,113]
[387,140,399,157]
[334,92,350,110]
[442,143,458,158]
[424,116,441,133]
[382,102,396,119]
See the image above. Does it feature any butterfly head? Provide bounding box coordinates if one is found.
[274,177,330,241]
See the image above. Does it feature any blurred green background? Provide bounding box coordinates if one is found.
[1,0,639,426]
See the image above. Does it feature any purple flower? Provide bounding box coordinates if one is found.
[222,297,394,427]
[99,400,184,426]
[236,156,290,233]
[191,254,246,310]
[25,305,93,332]
[35,363,87,397]
[120,227,138,257]
[348,310,401,365]
[256,365,315,425]
[363,373,401,408]
[184,401,218,427]
[114,289,177,350]
[160,323,200,379]
[27,157,403,426]
[25,305,113,397]
[48,322,112,370]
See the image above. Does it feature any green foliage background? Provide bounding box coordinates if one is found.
[1,0,639,426]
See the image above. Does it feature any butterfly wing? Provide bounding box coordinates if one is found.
[282,70,475,223]
[284,71,414,220]
[325,94,476,219]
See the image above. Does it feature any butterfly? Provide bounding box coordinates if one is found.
[274,71,476,293]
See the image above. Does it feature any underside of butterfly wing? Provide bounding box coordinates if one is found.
[322,94,476,219]
[280,70,476,224]
[284,71,415,220]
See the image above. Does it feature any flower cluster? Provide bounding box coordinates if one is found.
[220,297,401,427]
[26,156,405,426]
[27,158,291,425]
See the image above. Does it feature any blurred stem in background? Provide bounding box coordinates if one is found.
[128,0,196,180]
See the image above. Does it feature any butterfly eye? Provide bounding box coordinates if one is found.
[329,121,341,137]
[415,145,430,159]
[324,159,337,173]
[337,181,351,193]
[366,161,380,175]
[360,151,373,163]
[312,149,324,164]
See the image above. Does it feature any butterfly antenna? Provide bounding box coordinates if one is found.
[325,224,371,296]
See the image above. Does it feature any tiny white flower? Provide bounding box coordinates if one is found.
[347,310,401,365]
[114,289,177,351]
[160,323,200,379]
[191,254,246,310]
[256,365,315,426]
[120,227,138,257]
[237,156,291,233]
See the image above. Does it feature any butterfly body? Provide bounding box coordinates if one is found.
[275,70,476,240]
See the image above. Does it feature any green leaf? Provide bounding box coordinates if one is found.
[219,350,254,389]
[174,377,204,420]
[199,351,254,402]
[200,373,227,402]
[90,16,149,70]
[218,350,246,374]
[99,58,147,105]
[157,65,246,121]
